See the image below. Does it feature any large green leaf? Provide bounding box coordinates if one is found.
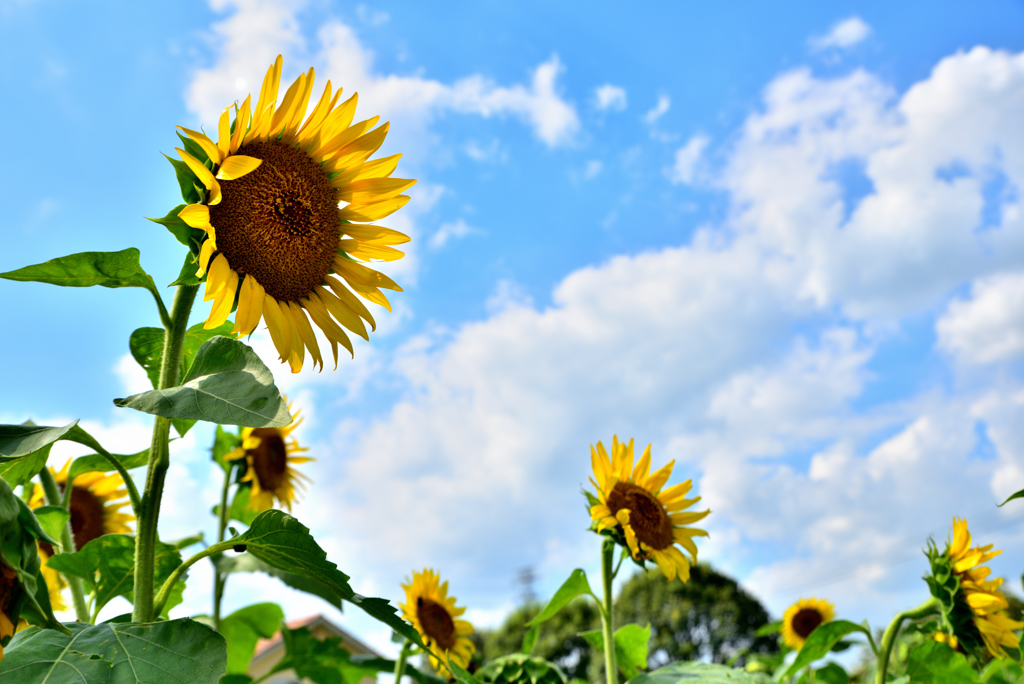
[580,624,651,679]
[780,620,871,680]
[45,534,182,614]
[625,662,772,684]
[0,248,160,300]
[905,641,975,683]
[68,448,149,483]
[31,507,70,548]
[114,336,291,428]
[0,422,77,461]
[0,443,50,487]
[0,619,227,683]
[215,552,342,610]
[129,322,236,391]
[527,569,596,626]
[220,602,284,674]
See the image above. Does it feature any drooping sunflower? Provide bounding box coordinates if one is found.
[926,517,1024,659]
[781,597,834,650]
[173,55,414,373]
[225,401,312,512]
[588,436,710,582]
[400,569,475,678]
[29,461,134,552]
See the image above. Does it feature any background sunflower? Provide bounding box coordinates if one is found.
[400,569,475,678]
[225,402,312,512]
[781,597,834,650]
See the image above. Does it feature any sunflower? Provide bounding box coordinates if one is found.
[926,517,1024,659]
[781,597,834,650]
[588,436,709,582]
[173,55,414,373]
[29,461,134,552]
[0,565,16,661]
[225,401,312,512]
[400,569,475,678]
[37,549,67,613]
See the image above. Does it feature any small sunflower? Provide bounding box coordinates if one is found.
[173,55,414,373]
[225,401,312,512]
[588,436,710,582]
[926,517,1024,660]
[781,598,834,650]
[29,461,134,552]
[400,569,475,678]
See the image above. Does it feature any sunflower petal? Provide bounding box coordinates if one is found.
[216,154,263,180]
[289,301,323,371]
[177,126,223,165]
[230,95,252,153]
[176,148,222,205]
[339,195,411,222]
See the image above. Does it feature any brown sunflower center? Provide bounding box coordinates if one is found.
[247,428,289,492]
[69,486,107,551]
[209,140,339,302]
[791,608,824,638]
[606,481,674,551]
[417,596,457,650]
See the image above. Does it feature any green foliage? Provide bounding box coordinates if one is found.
[0,619,227,683]
[904,641,975,683]
[0,421,77,460]
[528,569,597,626]
[0,248,162,305]
[164,153,201,203]
[997,487,1024,507]
[31,505,69,546]
[478,654,569,684]
[624,661,772,684]
[171,250,205,286]
[0,443,51,487]
[264,625,382,684]
[580,623,652,678]
[219,602,284,674]
[614,566,779,667]
[115,335,292,429]
[213,485,259,527]
[925,540,986,660]
[215,551,343,610]
[808,663,851,684]
[780,620,872,681]
[147,203,205,251]
[212,424,243,472]
[45,534,182,615]
[68,447,149,482]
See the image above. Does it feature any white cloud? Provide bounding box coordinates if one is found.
[355,4,389,26]
[593,84,627,111]
[583,159,603,179]
[668,134,709,184]
[937,271,1024,364]
[810,16,872,51]
[430,218,479,249]
[643,94,670,125]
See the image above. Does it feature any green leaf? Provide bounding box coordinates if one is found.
[160,580,187,619]
[626,662,771,684]
[0,421,77,461]
[0,443,50,487]
[177,131,211,165]
[32,506,69,548]
[812,663,851,684]
[45,534,182,614]
[350,657,448,684]
[171,250,204,286]
[147,203,202,250]
[220,676,254,684]
[0,248,159,299]
[753,620,780,637]
[68,447,149,483]
[522,624,540,655]
[449,659,487,684]
[781,620,871,681]
[130,321,236,391]
[115,336,291,429]
[527,569,596,626]
[998,487,1024,507]
[270,626,380,684]
[215,552,343,610]
[905,641,975,683]
[580,624,651,679]
[0,619,227,683]
[164,153,201,204]
[220,602,284,674]
[212,425,242,472]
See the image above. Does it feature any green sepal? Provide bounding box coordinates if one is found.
[171,250,204,286]
[163,153,201,204]
[147,203,204,251]
[177,131,211,166]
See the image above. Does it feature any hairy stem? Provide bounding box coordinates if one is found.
[132,284,198,623]
[394,639,412,684]
[874,597,940,684]
[38,466,90,623]
[154,540,236,618]
[600,538,619,684]
[212,463,233,630]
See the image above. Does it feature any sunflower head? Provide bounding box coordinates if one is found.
[781,597,834,650]
[477,654,568,684]
[169,55,414,374]
[399,569,475,678]
[925,518,1024,661]
[586,436,710,582]
[29,461,134,552]
[225,401,312,512]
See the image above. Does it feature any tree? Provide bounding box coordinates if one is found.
[613,564,778,667]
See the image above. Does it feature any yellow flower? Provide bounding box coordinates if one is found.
[175,55,415,373]
[781,597,834,650]
[933,631,959,650]
[37,546,67,613]
[400,569,475,678]
[225,401,312,512]
[946,518,1023,659]
[29,461,134,552]
[588,436,709,582]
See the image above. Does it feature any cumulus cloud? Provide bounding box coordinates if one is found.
[937,272,1024,364]
[668,134,709,184]
[593,84,627,111]
[430,218,479,249]
[810,16,872,51]
[643,94,670,125]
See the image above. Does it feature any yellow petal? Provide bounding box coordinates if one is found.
[178,203,213,230]
[339,195,411,222]
[297,80,337,141]
[282,67,317,141]
[333,257,403,291]
[216,155,263,180]
[217,106,232,157]
[334,177,417,203]
[339,239,405,262]
[240,278,266,337]
[313,115,379,160]
[230,95,252,153]
[177,126,223,165]
[302,293,353,365]
[317,283,370,339]
[262,296,294,364]
[176,148,222,205]
[232,275,256,336]
[313,93,359,149]
[269,70,308,138]
[196,237,216,278]
[323,122,391,173]
[204,254,231,302]
[289,301,323,371]
[206,268,238,329]
[281,301,305,373]
[340,223,410,246]
[253,55,283,134]
[331,153,403,189]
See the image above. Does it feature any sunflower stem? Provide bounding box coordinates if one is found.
[38,466,90,623]
[600,537,619,684]
[393,638,412,684]
[133,283,198,623]
[874,597,940,684]
[212,463,233,630]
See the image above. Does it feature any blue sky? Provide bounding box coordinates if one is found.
[4,0,1024,660]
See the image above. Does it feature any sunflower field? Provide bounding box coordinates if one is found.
[0,54,1023,684]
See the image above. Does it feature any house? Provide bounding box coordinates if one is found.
[249,614,383,684]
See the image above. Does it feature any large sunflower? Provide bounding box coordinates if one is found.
[588,436,710,582]
[29,461,134,552]
[225,401,311,512]
[174,55,414,373]
[781,597,834,650]
[400,569,475,678]
[927,517,1024,659]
